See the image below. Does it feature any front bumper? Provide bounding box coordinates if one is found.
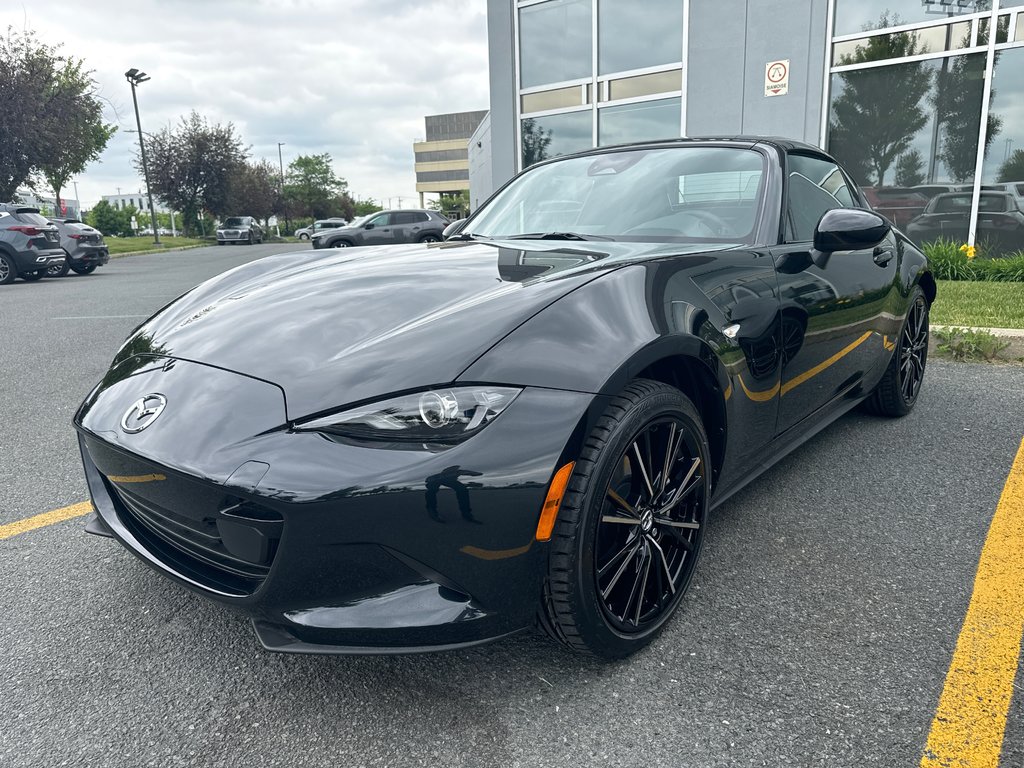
[75,354,597,653]
[217,230,254,243]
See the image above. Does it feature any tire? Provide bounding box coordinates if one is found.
[863,287,929,417]
[218,241,225,246]
[331,240,352,248]
[299,233,310,241]
[0,253,16,285]
[247,232,254,245]
[539,379,710,659]
[70,263,97,275]
[419,233,442,244]
[48,256,71,278]
[21,269,45,281]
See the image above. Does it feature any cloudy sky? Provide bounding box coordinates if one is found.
[3,0,490,208]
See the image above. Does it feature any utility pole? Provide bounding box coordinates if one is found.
[277,142,290,233]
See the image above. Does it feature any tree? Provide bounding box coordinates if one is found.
[37,58,116,210]
[428,191,470,218]
[142,111,246,236]
[521,118,552,169]
[283,153,347,219]
[227,160,279,222]
[829,14,931,186]
[998,149,1024,183]
[894,150,925,187]
[934,53,1001,183]
[87,199,138,236]
[352,198,383,217]
[0,29,113,202]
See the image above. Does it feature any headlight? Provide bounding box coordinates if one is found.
[296,386,521,442]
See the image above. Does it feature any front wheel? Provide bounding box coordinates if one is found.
[419,233,442,244]
[331,240,351,248]
[299,233,310,241]
[70,263,97,275]
[539,379,710,659]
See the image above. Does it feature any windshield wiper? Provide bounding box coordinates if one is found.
[507,231,612,241]
[446,232,491,241]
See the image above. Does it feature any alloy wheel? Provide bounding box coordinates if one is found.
[595,416,705,633]
[899,295,928,404]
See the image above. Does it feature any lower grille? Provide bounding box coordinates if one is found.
[106,478,283,596]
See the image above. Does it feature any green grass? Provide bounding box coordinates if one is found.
[105,236,205,256]
[932,280,1024,329]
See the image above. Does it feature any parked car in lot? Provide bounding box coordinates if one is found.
[860,186,929,229]
[311,209,448,248]
[216,216,263,245]
[981,182,1024,212]
[46,218,110,276]
[294,218,349,240]
[75,137,935,659]
[911,183,971,201]
[0,204,66,284]
[907,191,1024,253]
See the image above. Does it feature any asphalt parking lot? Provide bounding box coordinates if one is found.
[1,244,1022,767]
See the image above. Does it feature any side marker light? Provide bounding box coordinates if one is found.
[536,462,575,542]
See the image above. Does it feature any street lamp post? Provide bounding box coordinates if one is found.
[125,68,161,246]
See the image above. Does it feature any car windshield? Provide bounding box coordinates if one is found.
[223,217,247,226]
[463,147,766,243]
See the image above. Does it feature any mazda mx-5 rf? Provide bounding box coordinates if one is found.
[75,138,934,659]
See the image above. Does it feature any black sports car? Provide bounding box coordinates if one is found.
[75,138,934,659]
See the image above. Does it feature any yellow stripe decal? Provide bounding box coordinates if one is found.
[780,331,872,397]
[0,502,93,541]
[736,375,781,403]
[921,437,1024,768]
[108,473,166,483]
[460,542,533,561]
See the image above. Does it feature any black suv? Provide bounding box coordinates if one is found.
[311,209,448,249]
[0,204,66,284]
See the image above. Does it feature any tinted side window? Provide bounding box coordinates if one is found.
[367,213,391,227]
[786,155,849,242]
[411,212,429,223]
[787,173,843,242]
[391,212,414,225]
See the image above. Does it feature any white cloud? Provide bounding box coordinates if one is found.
[2,0,489,208]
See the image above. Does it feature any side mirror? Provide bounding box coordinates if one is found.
[813,208,890,253]
[364,222,375,230]
[442,218,467,239]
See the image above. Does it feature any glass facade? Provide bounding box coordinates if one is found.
[516,0,685,169]
[828,0,1024,255]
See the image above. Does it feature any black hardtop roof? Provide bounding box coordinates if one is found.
[562,135,832,159]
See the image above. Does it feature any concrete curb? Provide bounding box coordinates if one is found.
[109,244,208,259]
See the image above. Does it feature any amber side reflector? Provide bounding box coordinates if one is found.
[536,461,575,542]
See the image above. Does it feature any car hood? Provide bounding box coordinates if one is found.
[118,239,736,420]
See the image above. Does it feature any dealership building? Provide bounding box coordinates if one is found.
[473,0,1024,252]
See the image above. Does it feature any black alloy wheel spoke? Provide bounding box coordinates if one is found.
[594,417,706,632]
[899,298,927,403]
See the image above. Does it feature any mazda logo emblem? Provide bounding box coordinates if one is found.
[120,394,167,434]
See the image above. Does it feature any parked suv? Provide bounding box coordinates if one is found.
[311,209,448,249]
[216,216,263,245]
[294,218,349,240]
[0,204,66,284]
[46,218,110,276]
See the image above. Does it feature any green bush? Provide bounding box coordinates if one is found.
[922,238,1024,282]
[932,326,1011,361]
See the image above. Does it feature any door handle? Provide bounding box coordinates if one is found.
[873,244,895,265]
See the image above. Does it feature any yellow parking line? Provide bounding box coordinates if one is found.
[921,437,1024,768]
[0,502,93,541]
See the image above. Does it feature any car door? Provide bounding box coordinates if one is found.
[770,154,899,435]
[394,211,430,243]
[361,212,395,245]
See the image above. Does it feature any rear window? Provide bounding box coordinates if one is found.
[933,193,1009,213]
[15,212,51,226]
